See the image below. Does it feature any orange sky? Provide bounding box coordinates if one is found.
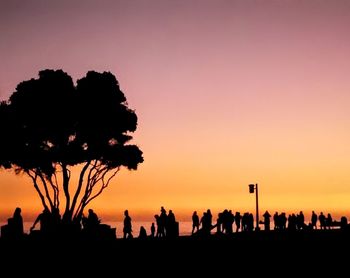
[1,0,350,223]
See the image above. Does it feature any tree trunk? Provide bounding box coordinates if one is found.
[62,164,71,223]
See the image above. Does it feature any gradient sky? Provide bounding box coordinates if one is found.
[1,0,350,223]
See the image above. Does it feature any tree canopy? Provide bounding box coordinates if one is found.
[0,69,143,223]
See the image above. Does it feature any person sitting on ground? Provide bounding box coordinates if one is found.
[9,207,24,237]
[30,208,51,233]
[139,226,147,239]
[82,209,101,231]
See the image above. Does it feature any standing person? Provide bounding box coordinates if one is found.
[123,209,133,239]
[326,213,333,230]
[160,207,167,236]
[192,211,200,234]
[154,214,165,238]
[297,211,305,230]
[150,222,156,238]
[319,212,326,230]
[273,212,279,230]
[311,211,318,229]
[235,212,242,232]
[263,210,271,231]
[167,209,177,238]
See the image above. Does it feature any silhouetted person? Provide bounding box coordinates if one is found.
[168,209,175,224]
[280,212,287,230]
[200,210,213,236]
[288,213,297,231]
[138,226,147,239]
[224,210,234,234]
[206,209,213,232]
[123,209,133,239]
[263,210,271,231]
[319,212,326,230]
[151,222,156,238]
[160,207,167,236]
[248,213,254,232]
[297,211,305,230]
[154,214,165,238]
[235,212,241,232]
[311,211,318,229]
[216,212,224,234]
[340,216,348,230]
[167,209,179,238]
[192,211,200,234]
[82,209,100,232]
[7,207,24,238]
[242,212,249,231]
[273,212,280,230]
[161,206,166,214]
[326,213,333,229]
[30,208,52,234]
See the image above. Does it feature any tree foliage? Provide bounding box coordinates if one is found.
[0,69,143,223]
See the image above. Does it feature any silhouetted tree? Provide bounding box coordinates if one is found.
[0,69,143,226]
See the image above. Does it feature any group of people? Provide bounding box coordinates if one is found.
[30,207,61,233]
[189,209,349,236]
[153,206,179,238]
[269,210,342,231]
[1,207,349,239]
[1,207,101,239]
[191,209,256,236]
[121,206,179,239]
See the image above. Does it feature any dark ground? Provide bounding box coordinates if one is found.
[1,229,349,275]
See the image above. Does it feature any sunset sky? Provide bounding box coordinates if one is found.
[1,0,350,223]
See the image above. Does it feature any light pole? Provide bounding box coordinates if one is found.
[249,183,259,231]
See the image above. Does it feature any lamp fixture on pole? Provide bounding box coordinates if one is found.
[248,183,259,231]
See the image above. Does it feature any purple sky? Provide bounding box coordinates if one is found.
[1,0,350,220]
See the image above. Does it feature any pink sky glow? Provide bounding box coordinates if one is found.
[0,0,350,222]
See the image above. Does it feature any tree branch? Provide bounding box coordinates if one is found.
[61,163,71,221]
[83,164,108,201]
[70,160,91,217]
[26,170,49,211]
[74,162,112,220]
[38,172,54,210]
[74,160,98,219]
[48,175,59,208]
[84,167,120,207]
[53,172,60,208]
